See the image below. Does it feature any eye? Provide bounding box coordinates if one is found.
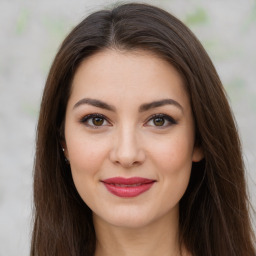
[80,114,111,128]
[146,114,177,128]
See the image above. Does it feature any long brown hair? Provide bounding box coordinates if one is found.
[31,3,255,256]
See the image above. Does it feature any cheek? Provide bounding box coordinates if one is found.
[66,134,110,178]
[150,134,194,174]
[152,138,193,205]
[150,133,193,196]
[66,137,109,203]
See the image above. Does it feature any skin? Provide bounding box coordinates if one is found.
[63,49,203,256]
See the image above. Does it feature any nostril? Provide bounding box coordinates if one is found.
[109,133,146,167]
[110,148,146,168]
[113,159,138,168]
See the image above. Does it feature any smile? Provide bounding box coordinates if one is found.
[101,177,156,198]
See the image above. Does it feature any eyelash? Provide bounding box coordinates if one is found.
[80,113,177,128]
[145,114,177,128]
[80,114,111,128]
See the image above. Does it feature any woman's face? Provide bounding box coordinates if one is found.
[64,49,203,228]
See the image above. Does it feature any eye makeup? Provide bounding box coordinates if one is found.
[145,113,177,128]
[80,113,111,128]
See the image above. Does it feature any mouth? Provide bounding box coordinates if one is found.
[101,177,156,198]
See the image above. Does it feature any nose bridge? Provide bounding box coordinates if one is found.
[110,123,145,167]
[119,125,137,153]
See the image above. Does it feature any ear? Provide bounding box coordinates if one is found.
[192,146,204,162]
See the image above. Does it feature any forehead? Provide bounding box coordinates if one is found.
[69,49,190,110]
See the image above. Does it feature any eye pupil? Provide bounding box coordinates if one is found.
[153,117,165,126]
[93,117,104,126]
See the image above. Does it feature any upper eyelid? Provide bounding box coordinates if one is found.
[144,114,177,127]
[146,113,176,122]
[79,113,176,125]
[80,113,111,124]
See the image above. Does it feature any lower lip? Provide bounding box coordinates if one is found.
[103,182,155,198]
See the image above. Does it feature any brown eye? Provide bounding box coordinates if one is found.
[92,117,104,126]
[153,117,165,126]
[81,114,110,128]
[146,114,177,128]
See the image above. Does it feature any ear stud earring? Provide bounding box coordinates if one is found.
[61,147,69,164]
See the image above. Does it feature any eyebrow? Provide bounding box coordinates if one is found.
[73,98,116,111]
[73,98,183,112]
[139,99,183,113]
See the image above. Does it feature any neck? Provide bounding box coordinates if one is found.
[93,209,188,256]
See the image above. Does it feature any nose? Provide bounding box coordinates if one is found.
[109,126,146,168]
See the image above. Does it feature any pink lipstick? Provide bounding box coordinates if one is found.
[102,177,155,198]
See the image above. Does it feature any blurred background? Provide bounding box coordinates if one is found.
[0,0,255,255]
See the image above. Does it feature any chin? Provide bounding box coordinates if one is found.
[106,217,154,230]
[93,205,177,230]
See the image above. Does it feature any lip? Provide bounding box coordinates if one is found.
[101,177,156,198]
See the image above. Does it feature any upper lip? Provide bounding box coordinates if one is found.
[102,177,155,185]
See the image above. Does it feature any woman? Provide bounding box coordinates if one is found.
[31,3,255,256]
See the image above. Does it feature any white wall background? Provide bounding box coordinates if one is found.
[0,0,255,255]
